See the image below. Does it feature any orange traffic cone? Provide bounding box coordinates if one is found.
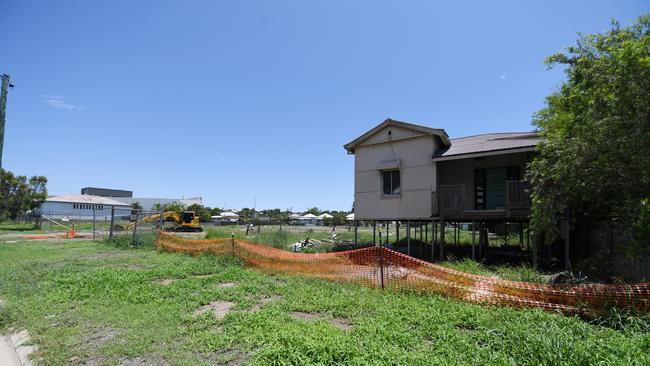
[66,224,76,238]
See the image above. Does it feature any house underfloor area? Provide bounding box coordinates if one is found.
[354,219,574,272]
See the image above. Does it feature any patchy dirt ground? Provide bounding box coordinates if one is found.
[249,295,284,312]
[194,301,236,319]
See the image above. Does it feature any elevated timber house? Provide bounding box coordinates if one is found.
[344,118,547,267]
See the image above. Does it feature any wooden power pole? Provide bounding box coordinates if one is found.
[0,74,14,171]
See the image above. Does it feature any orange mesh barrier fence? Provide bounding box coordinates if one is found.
[155,231,650,315]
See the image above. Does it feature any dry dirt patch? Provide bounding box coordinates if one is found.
[198,349,251,366]
[329,318,353,331]
[289,311,352,331]
[249,295,284,312]
[119,356,166,365]
[217,282,237,289]
[194,301,235,319]
[154,278,176,286]
[81,327,118,347]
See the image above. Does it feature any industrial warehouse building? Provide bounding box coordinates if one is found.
[39,194,132,220]
[79,187,202,210]
[38,187,203,220]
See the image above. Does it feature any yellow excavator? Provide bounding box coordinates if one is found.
[126,211,203,232]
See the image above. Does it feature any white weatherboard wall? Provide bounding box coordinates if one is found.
[353,125,439,220]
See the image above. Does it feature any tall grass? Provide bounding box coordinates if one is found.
[101,232,156,249]
[441,258,547,283]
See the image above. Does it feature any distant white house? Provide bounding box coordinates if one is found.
[299,213,318,226]
[288,213,302,225]
[39,194,132,220]
[316,213,334,225]
[211,210,240,224]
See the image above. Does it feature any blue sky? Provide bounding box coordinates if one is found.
[1,1,646,211]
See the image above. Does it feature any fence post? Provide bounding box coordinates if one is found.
[92,206,96,241]
[131,211,139,247]
[354,220,358,246]
[159,209,164,230]
[472,220,476,260]
[109,206,115,240]
[378,227,384,290]
[440,220,445,260]
[231,233,235,255]
[406,220,411,256]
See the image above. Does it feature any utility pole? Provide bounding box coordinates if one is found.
[0,74,15,171]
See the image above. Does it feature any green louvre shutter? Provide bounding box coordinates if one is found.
[485,167,507,210]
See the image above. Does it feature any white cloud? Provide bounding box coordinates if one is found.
[500,74,507,80]
[207,153,226,164]
[40,95,86,112]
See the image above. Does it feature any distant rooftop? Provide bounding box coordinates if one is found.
[81,187,133,197]
[432,132,540,160]
[46,194,132,206]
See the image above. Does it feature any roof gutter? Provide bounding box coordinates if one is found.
[431,146,537,162]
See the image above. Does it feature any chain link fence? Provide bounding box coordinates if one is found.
[35,207,163,246]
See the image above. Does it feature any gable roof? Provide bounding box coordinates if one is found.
[343,118,450,154]
[432,132,540,161]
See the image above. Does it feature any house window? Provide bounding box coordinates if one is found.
[382,170,400,195]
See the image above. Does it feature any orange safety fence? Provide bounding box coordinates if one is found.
[155,231,650,316]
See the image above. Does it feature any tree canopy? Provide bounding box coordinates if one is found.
[530,15,650,252]
[186,203,212,222]
[0,169,47,221]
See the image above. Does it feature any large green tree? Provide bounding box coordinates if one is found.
[530,15,650,252]
[0,169,47,220]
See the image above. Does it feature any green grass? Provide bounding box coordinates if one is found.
[440,258,547,283]
[0,222,47,233]
[0,238,648,365]
[205,227,376,251]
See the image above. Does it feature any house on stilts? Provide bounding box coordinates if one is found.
[344,118,557,269]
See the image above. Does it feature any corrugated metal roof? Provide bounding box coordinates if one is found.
[45,194,132,206]
[432,132,540,160]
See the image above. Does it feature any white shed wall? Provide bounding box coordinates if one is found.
[39,201,126,220]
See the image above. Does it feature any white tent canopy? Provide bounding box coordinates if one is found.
[299,213,317,219]
[317,213,333,219]
[346,213,355,221]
